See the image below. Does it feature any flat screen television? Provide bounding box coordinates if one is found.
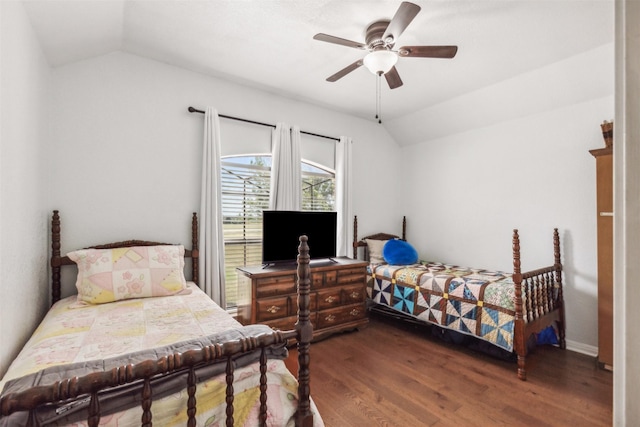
[262,210,337,265]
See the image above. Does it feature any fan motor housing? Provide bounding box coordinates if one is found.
[365,20,392,48]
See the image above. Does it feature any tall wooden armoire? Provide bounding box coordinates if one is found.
[589,146,613,369]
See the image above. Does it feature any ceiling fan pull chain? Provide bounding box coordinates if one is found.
[378,72,383,124]
[376,75,380,120]
[376,72,382,124]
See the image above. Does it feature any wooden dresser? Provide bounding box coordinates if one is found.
[590,146,613,369]
[236,257,369,340]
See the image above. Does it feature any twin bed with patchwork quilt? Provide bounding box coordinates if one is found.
[0,211,321,426]
[353,216,566,380]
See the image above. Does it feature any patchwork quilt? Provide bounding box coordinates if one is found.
[367,262,517,352]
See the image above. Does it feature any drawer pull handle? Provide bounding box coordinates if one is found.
[350,291,360,299]
[325,295,337,303]
[325,314,336,323]
[266,305,281,314]
[350,309,360,316]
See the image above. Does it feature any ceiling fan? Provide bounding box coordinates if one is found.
[313,1,458,90]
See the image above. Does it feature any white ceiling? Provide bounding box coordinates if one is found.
[22,0,613,123]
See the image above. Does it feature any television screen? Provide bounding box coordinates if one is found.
[262,210,337,265]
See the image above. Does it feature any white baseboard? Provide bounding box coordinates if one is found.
[565,339,598,357]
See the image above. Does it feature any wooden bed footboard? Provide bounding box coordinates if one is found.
[512,228,565,380]
[0,213,314,427]
[0,329,309,427]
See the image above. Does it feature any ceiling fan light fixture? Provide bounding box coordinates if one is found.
[363,50,398,75]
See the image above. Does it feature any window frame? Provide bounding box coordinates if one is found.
[220,154,336,309]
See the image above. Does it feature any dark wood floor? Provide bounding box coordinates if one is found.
[288,314,613,427]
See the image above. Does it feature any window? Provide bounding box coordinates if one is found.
[221,155,335,308]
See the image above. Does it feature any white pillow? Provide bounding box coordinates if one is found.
[364,239,388,264]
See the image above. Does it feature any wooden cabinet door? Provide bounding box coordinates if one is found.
[591,147,613,369]
[595,151,613,367]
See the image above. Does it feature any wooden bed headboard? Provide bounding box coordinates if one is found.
[352,215,406,259]
[50,210,200,306]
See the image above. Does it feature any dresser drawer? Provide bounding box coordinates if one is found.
[337,268,366,285]
[324,270,337,286]
[256,275,297,298]
[256,296,292,321]
[311,273,324,288]
[317,302,366,330]
[316,288,342,310]
[342,283,365,304]
[311,270,338,288]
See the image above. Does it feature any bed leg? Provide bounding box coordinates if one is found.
[557,321,567,350]
[517,354,527,381]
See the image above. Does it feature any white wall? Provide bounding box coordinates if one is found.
[398,45,614,351]
[0,2,51,376]
[49,51,401,298]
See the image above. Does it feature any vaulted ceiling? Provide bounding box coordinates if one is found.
[23,0,613,128]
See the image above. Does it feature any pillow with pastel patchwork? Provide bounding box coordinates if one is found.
[67,245,188,304]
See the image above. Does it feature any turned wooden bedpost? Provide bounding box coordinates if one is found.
[553,228,566,349]
[296,235,313,427]
[352,215,359,259]
[51,210,62,306]
[402,216,407,240]
[191,212,199,286]
[512,229,527,381]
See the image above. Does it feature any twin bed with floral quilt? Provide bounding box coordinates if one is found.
[353,216,566,380]
[0,211,321,426]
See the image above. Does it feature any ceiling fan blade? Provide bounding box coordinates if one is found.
[398,45,458,58]
[313,33,366,50]
[384,66,403,89]
[382,2,421,44]
[326,60,364,82]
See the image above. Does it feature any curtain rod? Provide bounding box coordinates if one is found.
[188,107,340,142]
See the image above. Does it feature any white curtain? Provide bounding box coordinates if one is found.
[199,107,226,306]
[269,123,302,210]
[335,136,353,257]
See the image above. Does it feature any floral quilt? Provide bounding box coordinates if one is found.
[1,284,324,426]
[367,262,517,351]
